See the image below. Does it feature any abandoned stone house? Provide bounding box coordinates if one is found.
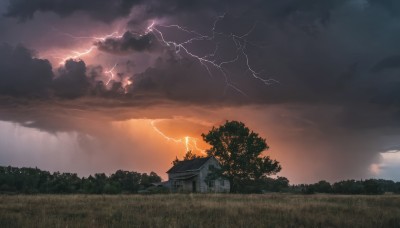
[166,156,230,193]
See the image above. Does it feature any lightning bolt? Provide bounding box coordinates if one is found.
[52,29,123,65]
[146,14,279,95]
[52,26,123,40]
[150,120,206,154]
[51,30,125,85]
[58,31,122,42]
[56,46,96,65]
[105,63,118,86]
[52,13,278,95]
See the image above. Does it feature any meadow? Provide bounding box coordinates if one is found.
[0,194,399,227]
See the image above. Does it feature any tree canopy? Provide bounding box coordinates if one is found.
[172,150,203,165]
[202,120,281,192]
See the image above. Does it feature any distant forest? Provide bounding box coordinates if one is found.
[0,166,400,195]
[0,166,162,194]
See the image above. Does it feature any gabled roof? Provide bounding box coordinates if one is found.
[167,157,212,173]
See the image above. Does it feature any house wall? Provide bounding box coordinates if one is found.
[167,157,230,193]
[168,171,200,192]
[198,158,230,193]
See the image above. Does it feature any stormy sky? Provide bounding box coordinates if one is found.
[0,0,400,183]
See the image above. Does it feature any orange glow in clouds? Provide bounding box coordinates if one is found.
[150,120,206,154]
[107,118,211,179]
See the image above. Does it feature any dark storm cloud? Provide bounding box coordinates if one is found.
[368,0,400,15]
[370,83,400,106]
[5,0,344,27]
[371,55,400,73]
[0,44,140,102]
[52,60,129,99]
[0,42,129,100]
[53,59,90,99]
[4,0,143,23]
[128,52,245,104]
[95,32,157,55]
[0,43,53,97]
[369,56,400,106]
[2,1,400,109]
[123,0,350,35]
[140,0,400,108]
[2,0,400,113]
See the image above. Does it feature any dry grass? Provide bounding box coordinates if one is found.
[0,194,399,227]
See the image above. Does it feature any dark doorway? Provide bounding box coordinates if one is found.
[192,181,196,192]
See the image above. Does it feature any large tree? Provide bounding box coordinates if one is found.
[202,120,281,192]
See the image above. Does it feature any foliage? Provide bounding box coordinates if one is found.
[298,180,332,194]
[235,176,290,193]
[202,120,281,192]
[172,150,203,165]
[0,166,161,194]
[292,179,399,195]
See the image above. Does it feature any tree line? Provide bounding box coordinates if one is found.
[0,166,162,194]
[292,179,400,195]
[1,165,400,194]
[213,177,400,194]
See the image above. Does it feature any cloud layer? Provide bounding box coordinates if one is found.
[0,44,53,97]
[5,0,144,22]
[2,0,400,182]
[95,32,157,55]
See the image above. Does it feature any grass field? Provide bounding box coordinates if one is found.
[0,194,399,228]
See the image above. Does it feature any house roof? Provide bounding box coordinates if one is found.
[170,173,198,180]
[167,157,212,173]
